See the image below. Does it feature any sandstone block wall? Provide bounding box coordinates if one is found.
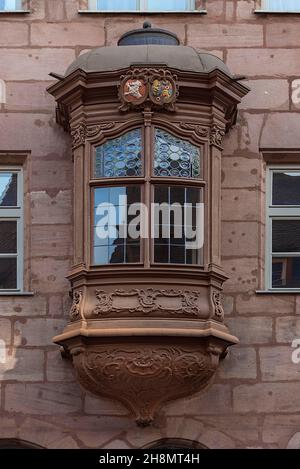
[0,0,299,449]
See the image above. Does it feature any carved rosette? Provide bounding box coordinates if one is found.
[119,67,179,112]
[90,288,202,319]
[71,343,217,426]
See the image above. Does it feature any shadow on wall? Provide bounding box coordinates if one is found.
[144,438,208,449]
[0,438,44,449]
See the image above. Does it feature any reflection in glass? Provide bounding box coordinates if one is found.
[95,129,142,178]
[272,220,300,253]
[96,0,138,10]
[273,172,300,205]
[272,257,300,288]
[148,0,189,11]
[154,129,201,178]
[93,186,141,265]
[0,173,17,206]
[0,221,17,254]
[0,258,17,289]
[153,186,202,265]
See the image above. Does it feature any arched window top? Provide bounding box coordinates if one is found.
[95,128,142,178]
[154,129,201,178]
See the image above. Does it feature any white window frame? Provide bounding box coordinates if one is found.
[87,0,196,12]
[0,0,22,11]
[0,168,23,292]
[266,165,300,291]
[260,1,300,12]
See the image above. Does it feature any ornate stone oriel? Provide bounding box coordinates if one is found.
[49,24,249,426]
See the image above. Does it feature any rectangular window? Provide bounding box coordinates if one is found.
[0,169,23,290]
[266,167,300,290]
[262,1,300,12]
[88,0,196,12]
[0,0,22,10]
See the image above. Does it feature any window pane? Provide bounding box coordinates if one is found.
[148,0,189,11]
[272,257,300,288]
[93,186,141,265]
[0,221,17,253]
[264,1,300,11]
[153,186,202,265]
[96,0,138,10]
[272,220,300,253]
[273,172,300,205]
[95,129,142,178]
[0,1,19,11]
[154,129,201,178]
[0,258,17,289]
[0,173,17,206]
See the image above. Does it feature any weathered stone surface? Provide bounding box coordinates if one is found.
[30,258,71,293]
[4,383,82,414]
[259,347,300,381]
[222,157,261,188]
[84,393,130,416]
[222,258,259,293]
[31,23,105,47]
[226,317,273,345]
[188,24,263,48]
[240,80,289,110]
[0,23,28,46]
[30,159,72,191]
[219,347,257,379]
[239,112,265,153]
[199,430,235,449]
[276,318,300,343]
[14,318,67,347]
[48,295,63,317]
[197,414,259,444]
[236,0,256,20]
[233,383,300,413]
[266,23,300,47]
[222,188,260,221]
[222,222,259,257]
[0,348,44,382]
[0,318,12,345]
[46,350,75,382]
[5,82,54,111]
[31,191,72,225]
[261,113,300,148]
[31,225,72,258]
[263,415,300,444]
[0,296,47,316]
[236,293,295,315]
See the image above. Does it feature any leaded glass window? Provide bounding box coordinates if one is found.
[95,129,142,178]
[154,129,201,178]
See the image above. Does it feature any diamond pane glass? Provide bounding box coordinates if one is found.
[154,129,201,178]
[95,129,142,178]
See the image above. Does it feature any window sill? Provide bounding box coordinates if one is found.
[0,10,30,14]
[78,10,207,15]
[254,10,300,14]
[0,291,34,296]
[256,289,300,294]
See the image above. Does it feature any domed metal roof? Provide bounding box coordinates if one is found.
[65,23,232,78]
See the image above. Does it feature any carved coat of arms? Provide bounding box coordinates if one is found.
[119,68,178,112]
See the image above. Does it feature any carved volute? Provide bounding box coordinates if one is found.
[49,23,249,426]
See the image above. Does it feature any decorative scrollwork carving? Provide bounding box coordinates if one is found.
[70,290,83,322]
[210,124,225,147]
[179,122,209,138]
[71,122,116,149]
[91,288,202,318]
[119,67,179,112]
[212,290,224,321]
[72,344,216,426]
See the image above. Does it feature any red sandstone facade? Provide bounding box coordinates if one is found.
[0,0,300,449]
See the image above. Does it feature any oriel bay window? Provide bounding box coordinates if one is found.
[0,169,23,291]
[267,167,300,290]
[92,126,203,266]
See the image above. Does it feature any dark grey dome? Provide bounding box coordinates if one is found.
[65,45,232,77]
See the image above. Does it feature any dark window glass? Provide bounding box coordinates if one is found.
[153,186,202,265]
[95,129,142,178]
[154,129,201,178]
[0,258,17,289]
[273,172,300,205]
[0,173,17,207]
[272,220,300,253]
[0,221,17,254]
[272,257,300,288]
[93,186,141,265]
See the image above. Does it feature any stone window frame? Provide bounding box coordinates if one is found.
[0,152,32,296]
[0,0,29,13]
[255,0,300,13]
[80,0,207,14]
[264,156,300,292]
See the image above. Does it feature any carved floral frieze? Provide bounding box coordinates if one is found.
[90,288,202,319]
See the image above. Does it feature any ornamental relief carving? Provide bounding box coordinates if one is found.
[90,288,202,319]
[210,124,225,147]
[212,290,225,322]
[119,67,179,112]
[179,122,209,138]
[72,344,216,426]
[69,290,83,322]
[71,122,116,149]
